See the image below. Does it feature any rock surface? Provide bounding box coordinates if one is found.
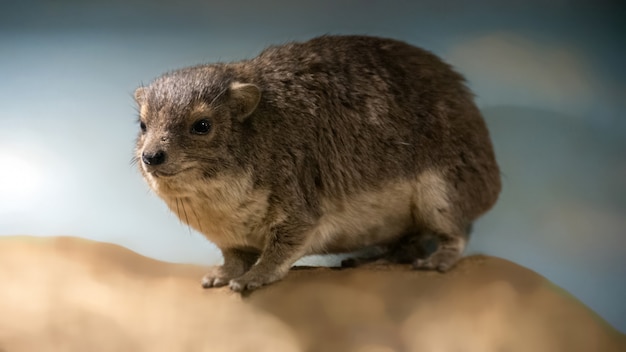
[0,236,624,352]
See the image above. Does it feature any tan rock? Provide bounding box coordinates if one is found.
[0,236,623,352]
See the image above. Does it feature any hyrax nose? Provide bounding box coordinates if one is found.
[142,150,166,166]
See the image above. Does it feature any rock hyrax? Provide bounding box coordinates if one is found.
[134,35,501,292]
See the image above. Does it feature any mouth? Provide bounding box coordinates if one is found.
[151,170,178,178]
[149,167,193,178]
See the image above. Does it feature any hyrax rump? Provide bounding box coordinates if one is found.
[134,35,501,292]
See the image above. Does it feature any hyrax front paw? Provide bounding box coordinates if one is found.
[202,249,260,289]
[201,266,240,288]
[228,269,285,292]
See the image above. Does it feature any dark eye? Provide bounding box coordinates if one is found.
[191,119,211,135]
[139,121,147,133]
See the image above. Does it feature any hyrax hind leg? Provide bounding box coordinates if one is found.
[340,232,428,268]
[410,170,469,272]
[412,228,467,272]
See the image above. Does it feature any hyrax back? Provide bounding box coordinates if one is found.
[134,35,501,292]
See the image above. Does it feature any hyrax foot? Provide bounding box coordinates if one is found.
[413,249,461,272]
[201,266,240,288]
[412,235,465,272]
[202,248,259,289]
[229,268,286,292]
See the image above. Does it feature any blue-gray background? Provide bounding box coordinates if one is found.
[1,0,624,332]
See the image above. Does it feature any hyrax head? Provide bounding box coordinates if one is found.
[134,67,260,194]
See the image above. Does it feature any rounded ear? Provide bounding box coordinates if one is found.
[134,87,146,105]
[229,82,261,121]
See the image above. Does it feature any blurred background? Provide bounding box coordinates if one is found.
[0,0,624,332]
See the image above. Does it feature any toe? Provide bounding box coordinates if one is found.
[413,258,434,270]
[229,277,262,292]
[436,261,453,272]
[412,250,460,271]
[229,280,244,292]
[201,276,214,288]
[201,273,231,289]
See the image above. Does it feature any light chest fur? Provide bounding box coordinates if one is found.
[147,171,271,250]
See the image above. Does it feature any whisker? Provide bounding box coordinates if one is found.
[209,86,229,107]
[188,200,204,233]
[129,155,139,166]
[180,199,192,234]
[175,198,182,223]
[209,102,225,112]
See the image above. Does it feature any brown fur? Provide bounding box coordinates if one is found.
[133,35,501,291]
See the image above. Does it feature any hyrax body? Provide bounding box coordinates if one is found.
[134,35,501,292]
